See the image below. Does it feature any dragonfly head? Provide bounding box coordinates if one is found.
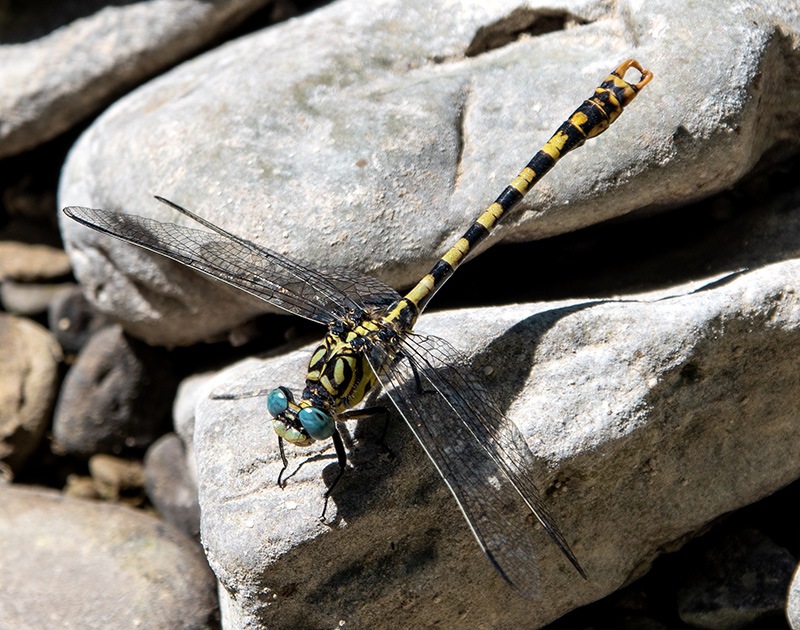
[267,386,335,445]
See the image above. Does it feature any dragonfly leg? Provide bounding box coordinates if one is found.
[320,429,348,521]
[404,353,432,395]
[339,405,389,422]
[276,436,289,488]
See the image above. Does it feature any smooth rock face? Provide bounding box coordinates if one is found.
[0,0,274,158]
[0,485,218,629]
[59,0,800,346]
[53,325,176,456]
[0,314,63,475]
[0,279,75,316]
[191,255,800,628]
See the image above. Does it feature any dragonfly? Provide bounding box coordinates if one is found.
[63,59,652,599]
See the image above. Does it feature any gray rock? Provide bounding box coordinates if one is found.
[789,563,800,630]
[0,484,218,628]
[144,433,201,538]
[0,314,63,474]
[47,284,111,355]
[676,528,796,630]
[174,369,221,457]
[0,0,275,158]
[189,254,800,627]
[45,0,800,626]
[59,0,800,346]
[53,325,176,456]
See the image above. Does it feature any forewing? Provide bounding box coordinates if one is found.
[64,205,399,323]
[367,332,583,599]
[324,267,401,310]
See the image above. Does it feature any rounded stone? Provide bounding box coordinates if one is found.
[53,325,176,456]
[144,433,201,538]
[0,280,74,316]
[0,313,62,474]
[48,284,110,356]
[0,0,275,158]
[0,484,218,628]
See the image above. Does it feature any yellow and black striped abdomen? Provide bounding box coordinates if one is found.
[403,59,652,313]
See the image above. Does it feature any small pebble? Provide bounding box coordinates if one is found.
[89,453,146,504]
[53,325,176,457]
[48,284,110,355]
[0,279,74,316]
[0,313,62,474]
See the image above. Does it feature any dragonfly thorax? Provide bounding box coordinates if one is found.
[269,309,402,446]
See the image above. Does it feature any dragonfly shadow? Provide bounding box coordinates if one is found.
[474,301,601,415]
[319,404,403,522]
[283,451,340,487]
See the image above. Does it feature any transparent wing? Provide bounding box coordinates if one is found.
[63,199,399,324]
[367,332,584,599]
[324,266,401,311]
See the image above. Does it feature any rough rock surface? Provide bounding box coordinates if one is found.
[789,563,800,630]
[191,255,800,627]
[43,0,800,626]
[0,484,218,628]
[59,0,800,345]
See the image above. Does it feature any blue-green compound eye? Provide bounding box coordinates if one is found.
[267,388,290,417]
[298,407,334,440]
